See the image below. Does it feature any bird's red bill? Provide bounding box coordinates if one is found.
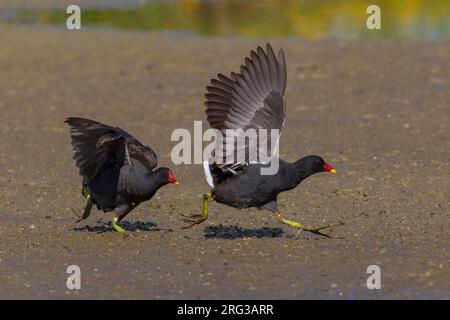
[323,162,336,174]
[168,170,179,184]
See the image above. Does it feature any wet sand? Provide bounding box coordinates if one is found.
[0,22,449,299]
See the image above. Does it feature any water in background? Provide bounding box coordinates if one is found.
[4,0,450,39]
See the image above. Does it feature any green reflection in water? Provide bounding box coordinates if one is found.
[11,0,450,39]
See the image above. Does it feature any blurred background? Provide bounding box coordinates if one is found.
[1,0,449,39]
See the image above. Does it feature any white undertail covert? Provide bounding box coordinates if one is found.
[203,160,214,188]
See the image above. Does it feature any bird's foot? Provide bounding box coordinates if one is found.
[180,192,211,229]
[295,224,333,238]
[180,213,207,229]
[300,224,332,232]
[112,217,126,233]
[275,212,342,238]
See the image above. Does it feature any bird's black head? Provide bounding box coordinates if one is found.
[295,155,336,176]
[154,167,179,186]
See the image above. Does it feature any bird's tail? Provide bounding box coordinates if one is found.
[77,183,93,222]
[203,160,214,188]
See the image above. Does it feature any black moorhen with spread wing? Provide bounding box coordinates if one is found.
[182,44,338,234]
[66,117,178,233]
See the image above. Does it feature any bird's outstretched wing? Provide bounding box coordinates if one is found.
[205,43,287,171]
[65,118,157,180]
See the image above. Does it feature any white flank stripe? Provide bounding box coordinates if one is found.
[203,160,214,188]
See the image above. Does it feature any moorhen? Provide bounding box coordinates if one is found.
[182,44,338,234]
[65,117,178,233]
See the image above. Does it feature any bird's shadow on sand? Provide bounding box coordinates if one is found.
[202,225,334,239]
[72,220,163,234]
[203,225,285,239]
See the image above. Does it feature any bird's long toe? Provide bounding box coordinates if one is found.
[180,214,207,229]
[296,221,344,238]
[112,217,127,233]
[301,224,331,232]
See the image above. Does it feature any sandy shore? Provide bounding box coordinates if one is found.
[0,22,449,299]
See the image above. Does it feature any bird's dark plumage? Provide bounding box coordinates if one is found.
[183,44,337,234]
[65,118,177,231]
[210,156,330,212]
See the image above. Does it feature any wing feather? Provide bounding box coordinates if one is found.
[65,118,157,180]
[204,44,287,170]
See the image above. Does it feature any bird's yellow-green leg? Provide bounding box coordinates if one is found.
[274,212,331,232]
[201,192,212,219]
[75,186,93,223]
[181,192,212,228]
[112,216,126,233]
